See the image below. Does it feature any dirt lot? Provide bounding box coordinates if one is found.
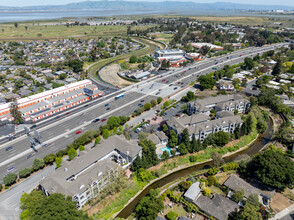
[271,193,294,213]
[99,63,134,87]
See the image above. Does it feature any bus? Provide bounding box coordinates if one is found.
[115,94,125,100]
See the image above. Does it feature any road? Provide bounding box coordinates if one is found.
[0,165,55,220]
[0,43,287,183]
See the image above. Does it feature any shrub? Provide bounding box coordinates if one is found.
[79,145,85,151]
[207,167,219,176]
[55,157,62,168]
[19,168,31,178]
[3,173,17,186]
[32,158,45,171]
[222,162,239,172]
[68,148,77,161]
[202,188,211,197]
[189,155,197,162]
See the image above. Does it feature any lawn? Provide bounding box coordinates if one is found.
[153,33,174,43]
[0,23,153,41]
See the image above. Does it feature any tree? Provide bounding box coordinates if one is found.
[178,143,188,155]
[247,147,294,188]
[200,45,210,55]
[144,102,152,111]
[3,173,17,186]
[150,99,157,107]
[59,72,67,80]
[10,99,23,125]
[161,150,170,161]
[214,131,230,146]
[90,48,97,61]
[211,152,224,167]
[32,159,45,171]
[244,57,254,70]
[20,191,89,220]
[67,148,77,161]
[43,153,56,165]
[166,211,178,220]
[129,55,138,63]
[79,145,85,151]
[68,59,84,72]
[55,157,62,168]
[19,168,32,178]
[168,130,178,147]
[161,59,170,69]
[157,97,163,103]
[232,189,245,203]
[135,192,164,219]
[198,75,216,90]
[272,59,282,76]
[181,128,190,147]
[14,22,18,28]
[162,124,168,132]
[102,129,110,139]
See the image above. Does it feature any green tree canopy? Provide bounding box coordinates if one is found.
[3,173,17,186]
[247,147,294,188]
[20,191,89,220]
[67,148,77,161]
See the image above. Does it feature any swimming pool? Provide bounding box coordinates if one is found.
[160,146,171,155]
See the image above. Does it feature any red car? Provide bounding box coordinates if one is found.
[162,79,166,82]
[65,112,70,115]
[76,130,82,134]
[102,118,107,122]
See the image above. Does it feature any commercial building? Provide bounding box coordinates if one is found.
[0,79,104,122]
[186,94,250,115]
[40,135,142,209]
[191,43,224,51]
[185,53,202,61]
[155,49,185,58]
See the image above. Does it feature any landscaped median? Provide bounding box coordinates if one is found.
[88,129,261,219]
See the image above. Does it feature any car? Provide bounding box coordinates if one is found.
[177,82,181,84]
[239,54,242,57]
[155,92,160,95]
[65,112,70,115]
[138,103,143,107]
[6,146,13,151]
[26,154,33,159]
[7,167,15,172]
[76,130,82,134]
[30,125,37,129]
[102,118,107,122]
[84,104,89,107]
[92,118,100,123]
[140,100,144,102]
[174,87,178,90]
[159,89,162,91]
[169,84,173,86]
[105,104,109,107]
[106,107,110,110]
[162,79,166,82]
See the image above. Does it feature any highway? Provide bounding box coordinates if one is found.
[0,42,288,182]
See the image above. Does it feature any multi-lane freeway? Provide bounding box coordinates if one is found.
[0,43,288,182]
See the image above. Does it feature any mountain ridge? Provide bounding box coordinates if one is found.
[0,1,293,11]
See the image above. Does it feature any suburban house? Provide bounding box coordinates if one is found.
[147,131,168,147]
[39,135,142,209]
[186,94,250,115]
[224,174,261,199]
[184,182,239,220]
[167,113,242,141]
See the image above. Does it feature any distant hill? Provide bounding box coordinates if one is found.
[0,1,294,12]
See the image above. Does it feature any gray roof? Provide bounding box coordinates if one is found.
[223,174,260,198]
[178,217,190,220]
[184,182,201,202]
[147,134,161,145]
[156,131,168,141]
[40,135,141,196]
[216,111,234,118]
[194,194,239,220]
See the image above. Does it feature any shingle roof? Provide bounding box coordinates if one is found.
[184,182,201,202]
[194,194,239,220]
[223,174,260,198]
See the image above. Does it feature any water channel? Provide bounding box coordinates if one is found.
[117,118,273,218]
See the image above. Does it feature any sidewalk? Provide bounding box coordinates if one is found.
[270,204,294,220]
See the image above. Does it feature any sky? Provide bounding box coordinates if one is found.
[0,0,293,7]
